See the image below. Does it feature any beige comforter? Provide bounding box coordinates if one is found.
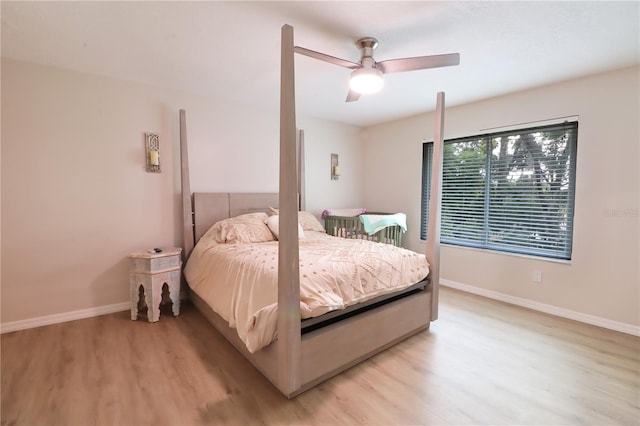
[184,231,429,353]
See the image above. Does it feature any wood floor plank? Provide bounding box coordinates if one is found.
[2,288,638,425]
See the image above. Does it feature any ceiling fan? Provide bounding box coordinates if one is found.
[294,38,460,102]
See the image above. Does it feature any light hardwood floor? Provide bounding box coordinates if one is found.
[2,287,639,425]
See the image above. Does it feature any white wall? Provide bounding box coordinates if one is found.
[297,117,364,215]
[0,59,362,325]
[362,66,640,330]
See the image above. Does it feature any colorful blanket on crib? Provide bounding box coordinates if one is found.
[359,213,407,235]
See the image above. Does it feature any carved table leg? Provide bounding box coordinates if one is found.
[167,270,181,316]
[129,276,139,320]
[148,275,163,322]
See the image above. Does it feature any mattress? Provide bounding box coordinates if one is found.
[184,231,430,353]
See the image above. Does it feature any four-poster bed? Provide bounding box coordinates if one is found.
[179,24,444,398]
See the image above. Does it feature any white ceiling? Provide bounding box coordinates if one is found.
[2,1,639,127]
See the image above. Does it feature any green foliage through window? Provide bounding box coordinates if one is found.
[421,121,578,260]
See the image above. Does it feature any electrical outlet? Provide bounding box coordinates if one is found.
[532,270,543,283]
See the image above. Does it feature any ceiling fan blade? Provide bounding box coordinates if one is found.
[377,53,460,74]
[345,90,361,103]
[294,46,361,69]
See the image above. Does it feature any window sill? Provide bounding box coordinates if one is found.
[419,240,572,265]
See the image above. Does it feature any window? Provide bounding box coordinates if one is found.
[421,121,578,260]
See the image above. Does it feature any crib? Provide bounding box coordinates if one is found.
[323,212,404,247]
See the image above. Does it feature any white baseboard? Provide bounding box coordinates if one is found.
[1,302,130,334]
[440,279,640,337]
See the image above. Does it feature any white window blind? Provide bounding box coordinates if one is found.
[421,121,578,260]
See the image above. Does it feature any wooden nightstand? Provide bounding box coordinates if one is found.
[128,247,182,322]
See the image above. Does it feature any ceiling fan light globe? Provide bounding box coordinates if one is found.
[349,68,384,94]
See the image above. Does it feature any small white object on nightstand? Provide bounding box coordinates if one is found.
[128,247,182,322]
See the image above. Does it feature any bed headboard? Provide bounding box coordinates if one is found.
[192,192,280,243]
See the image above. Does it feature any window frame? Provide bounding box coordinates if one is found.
[421,121,578,260]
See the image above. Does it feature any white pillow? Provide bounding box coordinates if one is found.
[265,215,305,240]
[269,207,325,233]
[297,211,326,232]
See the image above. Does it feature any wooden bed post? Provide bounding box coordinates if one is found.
[297,129,306,211]
[426,92,444,321]
[180,109,194,262]
[278,24,302,397]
